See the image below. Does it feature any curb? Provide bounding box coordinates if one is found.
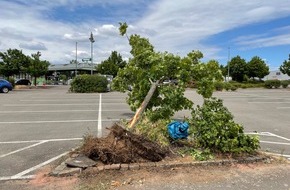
[50,155,270,177]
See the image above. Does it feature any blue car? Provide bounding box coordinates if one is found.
[0,79,13,93]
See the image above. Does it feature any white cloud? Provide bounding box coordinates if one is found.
[19,42,47,50]
[0,0,290,65]
[136,0,290,59]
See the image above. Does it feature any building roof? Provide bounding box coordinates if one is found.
[49,63,97,71]
[263,70,290,81]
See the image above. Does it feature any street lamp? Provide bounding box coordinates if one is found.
[75,42,78,77]
[89,32,95,75]
[227,47,230,82]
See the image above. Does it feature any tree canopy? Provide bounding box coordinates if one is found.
[113,22,222,121]
[280,54,290,76]
[26,51,50,86]
[247,56,269,80]
[96,51,126,77]
[228,56,247,82]
[0,49,30,79]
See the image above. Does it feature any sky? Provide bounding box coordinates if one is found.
[0,0,290,71]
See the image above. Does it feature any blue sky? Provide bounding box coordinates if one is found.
[0,0,290,70]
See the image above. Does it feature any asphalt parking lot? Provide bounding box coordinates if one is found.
[0,86,289,181]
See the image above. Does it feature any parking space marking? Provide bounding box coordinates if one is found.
[245,132,275,136]
[0,109,131,114]
[277,107,290,109]
[3,103,97,106]
[266,132,290,142]
[0,152,68,181]
[98,94,102,138]
[0,110,98,113]
[0,141,46,158]
[0,138,83,144]
[0,118,129,124]
[260,141,290,146]
[0,138,82,158]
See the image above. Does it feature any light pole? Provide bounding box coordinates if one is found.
[89,32,95,75]
[75,42,78,77]
[227,47,230,82]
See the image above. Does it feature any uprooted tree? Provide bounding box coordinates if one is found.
[79,23,259,164]
[113,22,223,127]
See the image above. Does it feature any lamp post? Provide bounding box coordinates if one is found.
[89,32,95,75]
[75,42,78,77]
[227,47,230,82]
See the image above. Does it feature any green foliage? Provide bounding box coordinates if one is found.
[178,147,214,161]
[96,51,126,77]
[224,82,231,91]
[214,81,224,91]
[230,85,238,91]
[281,80,289,88]
[70,74,108,93]
[134,118,171,147]
[193,60,223,98]
[279,54,290,76]
[7,78,15,87]
[113,23,222,121]
[190,98,260,153]
[26,52,50,86]
[247,56,269,79]
[0,49,30,78]
[264,80,281,89]
[228,56,247,82]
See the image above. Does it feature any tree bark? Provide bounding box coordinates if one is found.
[129,80,160,129]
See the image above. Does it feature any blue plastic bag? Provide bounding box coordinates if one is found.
[167,121,189,140]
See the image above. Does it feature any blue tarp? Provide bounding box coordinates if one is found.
[167,121,189,140]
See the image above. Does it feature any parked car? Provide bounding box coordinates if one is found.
[15,79,31,86]
[0,79,13,93]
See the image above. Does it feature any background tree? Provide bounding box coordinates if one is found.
[280,54,290,76]
[0,49,30,79]
[229,56,247,82]
[26,51,50,86]
[113,23,222,122]
[96,51,127,77]
[247,56,269,80]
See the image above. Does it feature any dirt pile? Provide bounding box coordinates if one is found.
[80,123,167,164]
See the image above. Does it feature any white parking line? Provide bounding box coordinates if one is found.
[266,132,290,142]
[0,138,82,144]
[0,141,46,158]
[11,152,68,180]
[0,119,130,124]
[248,102,290,104]
[0,110,98,113]
[245,132,275,136]
[3,103,97,106]
[98,94,102,138]
[0,138,82,158]
[260,141,290,146]
[277,107,290,109]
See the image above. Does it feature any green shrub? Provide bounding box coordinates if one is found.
[135,118,171,147]
[70,74,108,93]
[231,85,237,91]
[264,80,281,89]
[224,83,231,91]
[190,98,259,154]
[8,78,15,87]
[214,81,224,91]
[281,80,289,88]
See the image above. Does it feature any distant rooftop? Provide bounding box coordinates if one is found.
[49,63,97,71]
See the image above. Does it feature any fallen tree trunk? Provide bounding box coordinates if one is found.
[129,79,160,129]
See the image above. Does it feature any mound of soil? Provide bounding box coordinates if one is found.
[80,123,168,164]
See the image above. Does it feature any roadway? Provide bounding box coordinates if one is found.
[0,86,289,181]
